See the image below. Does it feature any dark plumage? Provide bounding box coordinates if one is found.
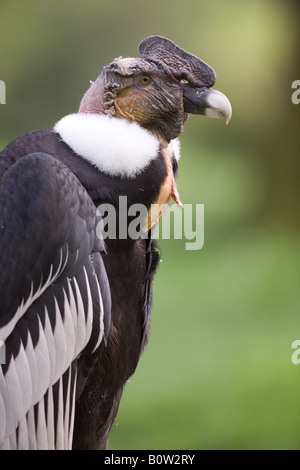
[0,36,231,449]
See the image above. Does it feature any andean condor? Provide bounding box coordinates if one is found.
[0,36,231,450]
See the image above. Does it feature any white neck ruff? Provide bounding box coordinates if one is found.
[54,113,180,179]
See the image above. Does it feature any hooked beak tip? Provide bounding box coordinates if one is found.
[204,89,232,125]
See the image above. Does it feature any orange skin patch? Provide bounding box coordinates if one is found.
[144,149,183,232]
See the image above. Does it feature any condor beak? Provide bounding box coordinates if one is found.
[183,88,232,125]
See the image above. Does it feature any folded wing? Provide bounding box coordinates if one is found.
[0,153,111,449]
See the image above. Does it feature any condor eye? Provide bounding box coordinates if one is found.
[140,76,152,85]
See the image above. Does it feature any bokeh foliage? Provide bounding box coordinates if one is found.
[1,0,299,450]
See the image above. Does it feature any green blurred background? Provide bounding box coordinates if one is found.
[1,0,299,450]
